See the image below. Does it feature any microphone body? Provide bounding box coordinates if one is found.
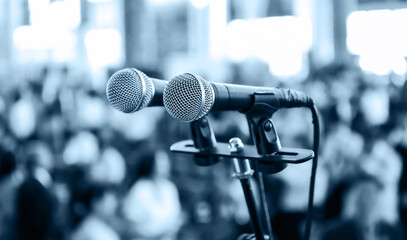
[163,73,313,122]
[106,68,167,113]
[211,82,312,112]
[106,69,313,122]
[148,78,166,107]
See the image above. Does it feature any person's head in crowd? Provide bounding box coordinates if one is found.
[343,175,383,224]
[131,147,156,181]
[322,121,365,182]
[121,143,181,240]
[340,172,404,239]
[77,90,107,129]
[154,149,171,179]
[90,147,126,185]
[63,131,100,165]
[25,153,52,188]
[90,186,118,222]
[14,178,58,240]
[128,142,156,181]
[67,165,88,228]
[310,62,359,100]
[0,149,19,222]
[359,87,390,127]
[0,149,16,181]
[70,179,120,240]
[321,175,386,240]
[125,142,172,190]
[362,139,402,187]
[71,181,117,227]
[23,141,55,187]
[8,97,37,140]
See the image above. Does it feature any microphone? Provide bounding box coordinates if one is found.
[163,73,313,122]
[106,68,167,113]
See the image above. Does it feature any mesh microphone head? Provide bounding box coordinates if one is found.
[106,68,154,113]
[163,73,214,122]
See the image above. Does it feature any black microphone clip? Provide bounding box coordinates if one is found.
[170,109,314,170]
[245,93,287,174]
[189,116,219,166]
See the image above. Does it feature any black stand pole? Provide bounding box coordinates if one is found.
[253,163,273,238]
[175,103,319,240]
[229,137,265,240]
[240,177,264,240]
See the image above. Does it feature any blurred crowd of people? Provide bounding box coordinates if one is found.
[0,64,184,240]
[0,59,406,240]
[268,61,407,240]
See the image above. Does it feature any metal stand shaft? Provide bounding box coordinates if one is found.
[239,177,264,240]
[230,138,265,240]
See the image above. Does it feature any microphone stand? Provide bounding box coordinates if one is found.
[187,117,269,239]
[229,137,265,240]
[244,93,320,240]
[170,93,320,240]
[244,94,291,240]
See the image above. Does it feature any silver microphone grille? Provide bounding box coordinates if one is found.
[106,68,154,113]
[163,73,214,122]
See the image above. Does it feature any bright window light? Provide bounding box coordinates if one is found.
[17,0,80,63]
[347,9,407,75]
[87,0,111,2]
[359,54,407,76]
[52,31,77,62]
[225,20,250,61]
[85,29,121,68]
[359,55,392,76]
[28,0,80,29]
[13,25,76,62]
[191,0,210,9]
[28,0,50,26]
[151,0,182,5]
[392,57,407,75]
[49,0,81,30]
[13,26,49,50]
[394,9,407,57]
[226,16,312,76]
[268,52,303,77]
[209,0,227,60]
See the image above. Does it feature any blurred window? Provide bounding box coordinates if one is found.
[347,9,407,75]
[226,16,311,77]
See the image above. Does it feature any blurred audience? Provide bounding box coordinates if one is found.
[70,182,120,240]
[121,145,182,240]
[0,56,406,240]
[321,176,403,240]
[0,150,21,238]
[6,177,61,240]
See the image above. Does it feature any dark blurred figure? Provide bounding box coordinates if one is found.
[0,150,20,238]
[393,127,407,234]
[0,150,16,178]
[70,181,120,240]
[4,177,61,240]
[321,176,403,240]
[121,144,182,240]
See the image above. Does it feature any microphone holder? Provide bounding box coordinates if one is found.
[170,140,313,164]
[170,99,314,167]
[170,94,315,240]
[171,95,314,166]
[189,117,219,166]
